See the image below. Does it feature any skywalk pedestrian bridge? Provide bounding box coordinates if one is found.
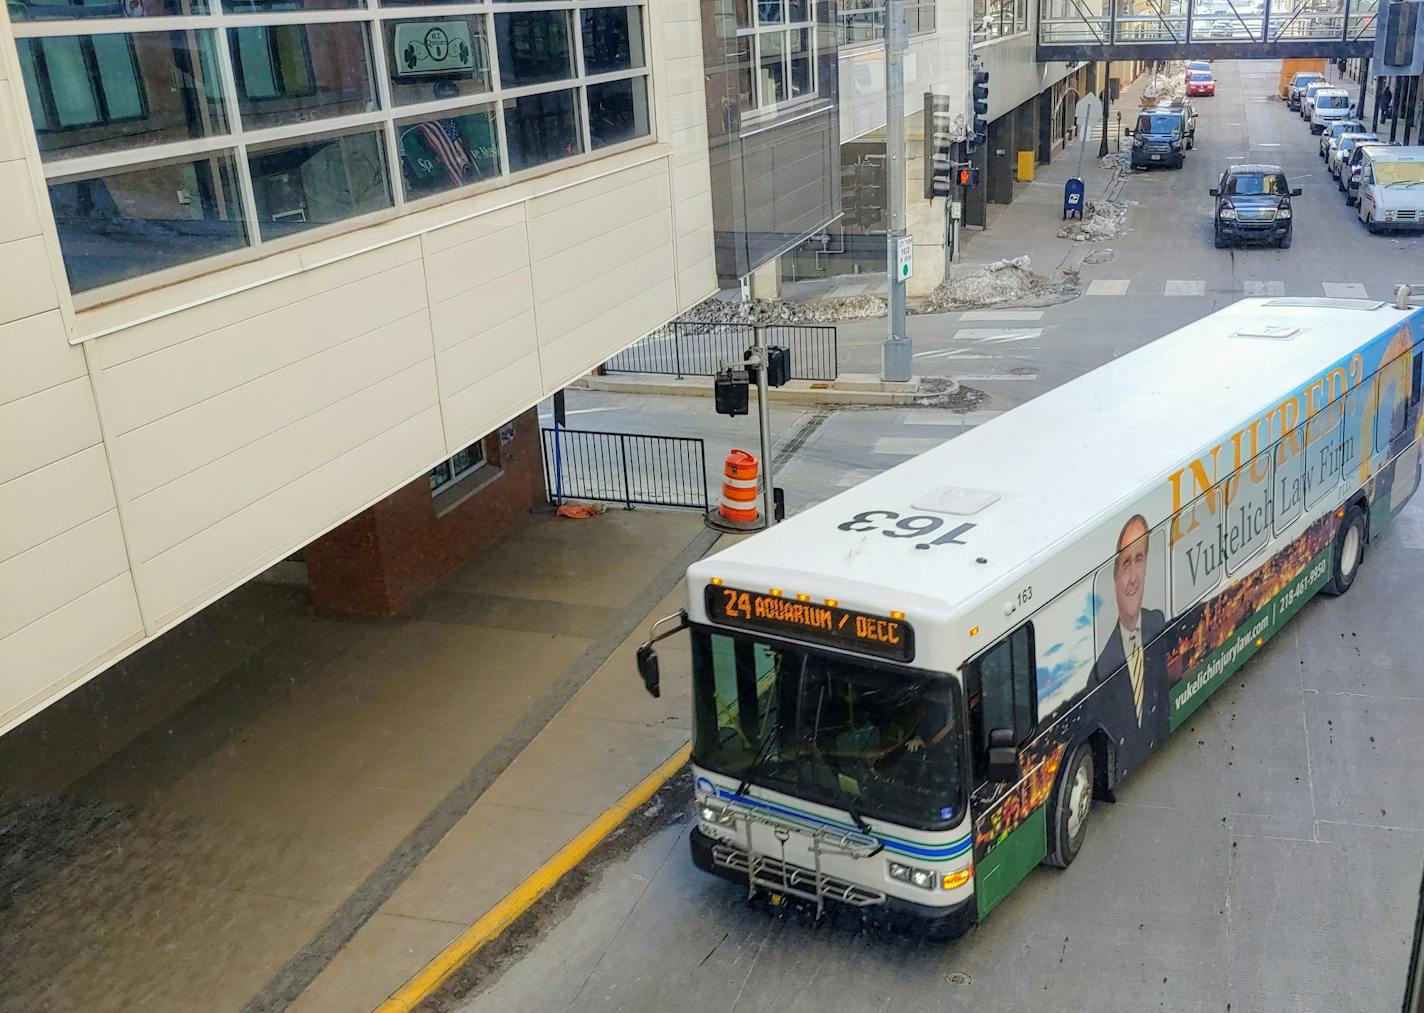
[1035,0,1377,61]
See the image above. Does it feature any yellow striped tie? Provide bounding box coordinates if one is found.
[1127,631,1145,725]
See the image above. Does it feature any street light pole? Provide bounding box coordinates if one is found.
[882,0,912,381]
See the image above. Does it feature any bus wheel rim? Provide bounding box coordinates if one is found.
[1342,522,1362,577]
[1067,763,1092,840]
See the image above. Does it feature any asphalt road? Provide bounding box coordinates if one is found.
[464,60,1424,1013]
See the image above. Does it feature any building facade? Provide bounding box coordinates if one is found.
[0,0,717,734]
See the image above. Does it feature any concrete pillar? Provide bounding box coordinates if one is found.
[904,114,947,297]
[1016,101,1038,172]
[1038,90,1054,164]
[747,256,781,300]
[987,115,1015,204]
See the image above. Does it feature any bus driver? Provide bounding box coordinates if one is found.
[1090,515,1169,778]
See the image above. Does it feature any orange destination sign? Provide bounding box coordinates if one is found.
[705,585,915,662]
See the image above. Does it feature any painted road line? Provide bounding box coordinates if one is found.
[1322,282,1368,298]
[375,743,692,1013]
[914,346,973,359]
[958,309,1045,321]
[873,436,947,456]
[949,374,1037,381]
[901,410,1002,426]
[1164,280,1206,296]
[967,328,1043,344]
[1244,280,1286,296]
[1086,279,1130,296]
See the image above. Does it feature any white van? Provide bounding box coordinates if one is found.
[1357,146,1424,233]
[1309,89,1353,134]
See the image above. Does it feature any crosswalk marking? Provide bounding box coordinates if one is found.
[1086,279,1130,296]
[1322,282,1369,298]
[1164,280,1206,296]
[914,328,1042,360]
[959,309,1045,321]
[872,437,946,456]
[1244,280,1285,296]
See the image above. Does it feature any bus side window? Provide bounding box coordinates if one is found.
[966,623,1036,777]
[1411,351,1422,407]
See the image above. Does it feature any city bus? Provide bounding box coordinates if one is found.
[635,289,1424,937]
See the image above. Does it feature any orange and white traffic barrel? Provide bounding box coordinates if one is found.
[718,449,760,524]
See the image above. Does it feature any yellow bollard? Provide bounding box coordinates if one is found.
[1016,151,1036,182]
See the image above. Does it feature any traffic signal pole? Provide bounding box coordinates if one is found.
[882,0,912,382]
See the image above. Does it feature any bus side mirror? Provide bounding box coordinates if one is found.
[986,727,1018,783]
[1290,187,1303,196]
[1209,188,1220,197]
[1123,128,1133,136]
[636,644,661,698]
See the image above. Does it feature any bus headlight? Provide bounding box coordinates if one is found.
[699,804,736,827]
[888,860,941,891]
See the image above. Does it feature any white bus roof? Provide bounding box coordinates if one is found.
[692,298,1415,620]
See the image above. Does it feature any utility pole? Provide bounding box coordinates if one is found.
[882,0,912,382]
[749,340,775,527]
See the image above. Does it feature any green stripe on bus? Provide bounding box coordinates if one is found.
[974,806,1047,920]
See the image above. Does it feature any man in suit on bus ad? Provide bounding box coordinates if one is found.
[1090,514,1170,778]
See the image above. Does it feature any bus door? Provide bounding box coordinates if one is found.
[963,623,1045,918]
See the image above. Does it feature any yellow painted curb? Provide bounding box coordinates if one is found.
[376,741,692,1012]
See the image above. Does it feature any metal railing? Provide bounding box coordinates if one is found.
[605,320,839,382]
[541,428,709,511]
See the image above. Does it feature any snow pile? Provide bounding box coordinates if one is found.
[1082,247,1115,265]
[1058,198,1134,242]
[915,256,1052,313]
[1140,66,1187,105]
[915,377,988,411]
[681,293,885,325]
[1100,151,1132,171]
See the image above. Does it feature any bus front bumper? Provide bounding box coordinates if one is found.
[689,827,976,939]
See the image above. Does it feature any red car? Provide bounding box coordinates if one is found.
[1187,70,1216,96]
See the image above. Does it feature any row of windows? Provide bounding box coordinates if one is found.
[12,3,651,294]
[836,0,938,47]
[975,0,1030,40]
[428,438,487,494]
[731,0,819,116]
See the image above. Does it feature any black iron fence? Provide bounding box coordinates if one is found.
[541,428,709,511]
[604,320,839,382]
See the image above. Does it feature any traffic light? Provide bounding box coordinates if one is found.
[714,367,749,416]
[765,346,791,387]
[969,70,990,154]
[956,165,980,188]
[924,92,960,199]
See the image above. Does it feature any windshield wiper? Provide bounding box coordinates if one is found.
[735,713,782,798]
[806,682,881,847]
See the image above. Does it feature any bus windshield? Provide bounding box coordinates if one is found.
[691,629,965,830]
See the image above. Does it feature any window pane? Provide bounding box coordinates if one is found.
[228,22,377,130]
[248,130,391,238]
[733,0,751,29]
[734,36,754,108]
[428,461,452,491]
[397,104,500,198]
[789,27,813,97]
[384,16,492,106]
[20,31,228,162]
[788,0,811,20]
[758,0,785,24]
[8,0,207,22]
[224,0,360,12]
[503,88,580,171]
[495,11,575,89]
[757,32,786,105]
[588,76,649,149]
[581,6,645,75]
[48,152,247,292]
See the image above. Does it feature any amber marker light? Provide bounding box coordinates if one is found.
[796,593,811,602]
[825,598,839,607]
[710,577,723,586]
[890,610,906,621]
[770,588,782,597]
[969,625,981,637]
[942,868,973,890]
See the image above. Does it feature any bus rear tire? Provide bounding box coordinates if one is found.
[1044,743,1094,868]
[1324,504,1367,596]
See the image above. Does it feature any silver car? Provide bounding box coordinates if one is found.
[1321,118,1366,158]
[1329,132,1380,178]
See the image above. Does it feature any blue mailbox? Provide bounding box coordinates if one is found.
[1063,177,1085,220]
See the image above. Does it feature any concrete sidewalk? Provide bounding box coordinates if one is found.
[0,507,720,1012]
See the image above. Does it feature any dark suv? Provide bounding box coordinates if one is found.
[1209,164,1302,248]
[1127,109,1187,169]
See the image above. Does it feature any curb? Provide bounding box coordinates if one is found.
[375,742,693,1012]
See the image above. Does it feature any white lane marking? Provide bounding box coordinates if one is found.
[1086,279,1131,296]
[901,410,1003,426]
[914,349,1006,360]
[975,328,1044,344]
[1322,282,1369,298]
[947,374,1037,381]
[1244,280,1286,296]
[1256,142,1282,147]
[873,437,946,456]
[1164,279,1206,296]
[958,309,1045,321]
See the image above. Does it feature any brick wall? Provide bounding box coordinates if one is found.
[305,408,546,616]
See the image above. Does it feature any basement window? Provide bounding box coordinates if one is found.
[429,440,487,495]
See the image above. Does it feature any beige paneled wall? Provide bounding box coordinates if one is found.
[0,19,144,734]
[0,3,717,734]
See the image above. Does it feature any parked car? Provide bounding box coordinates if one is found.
[1300,80,1332,121]
[1308,88,1353,133]
[1185,60,1212,81]
[1210,164,1301,248]
[1329,132,1380,179]
[1154,99,1198,147]
[1344,142,1396,205]
[1287,71,1325,110]
[1187,69,1217,96]
[1127,108,1188,169]
[1320,118,1367,158]
[1357,147,1424,232]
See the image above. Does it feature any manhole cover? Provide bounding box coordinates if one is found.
[945,971,972,986]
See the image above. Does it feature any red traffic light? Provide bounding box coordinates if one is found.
[956,166,980,187]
